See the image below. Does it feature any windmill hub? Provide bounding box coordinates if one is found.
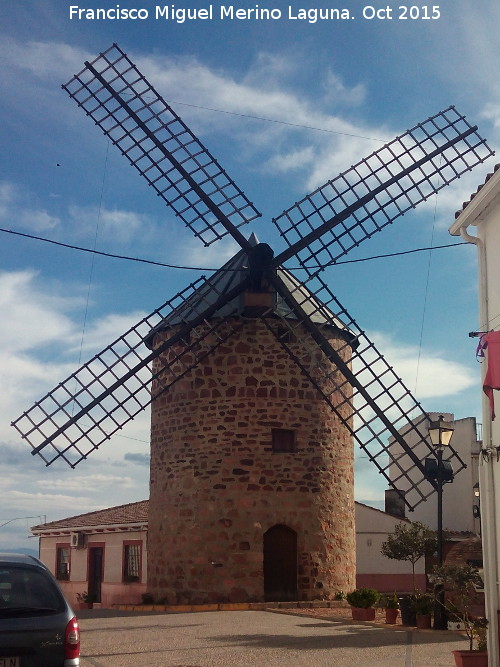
[248,242,274,270]
[247,242,274,291]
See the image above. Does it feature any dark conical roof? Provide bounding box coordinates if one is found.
[145,235,352,348]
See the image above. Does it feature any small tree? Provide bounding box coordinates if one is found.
[381,521,436,592]
[432,563,487,651]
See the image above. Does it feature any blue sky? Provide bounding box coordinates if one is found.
[1,0,499,551]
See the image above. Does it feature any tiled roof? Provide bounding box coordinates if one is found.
[31,500,149,532]
[445,536,482,564]
[455,163,500,219]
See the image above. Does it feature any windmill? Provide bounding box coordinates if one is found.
[12,44,493,603]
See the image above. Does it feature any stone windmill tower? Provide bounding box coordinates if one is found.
[146,234,356,603]
[13,45,490,604]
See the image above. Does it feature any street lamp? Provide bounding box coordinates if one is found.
[428,415,455,630]
[473,482,481,535]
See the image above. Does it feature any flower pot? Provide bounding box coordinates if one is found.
[398,596,416,626]
[452,650,488,667]
[385,608,399,624]
[416,613,431,629]
[448,620,466,631]
[351,607,375,621]
[78,602,93,610]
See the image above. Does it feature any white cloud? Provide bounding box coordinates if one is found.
[482,103,500,133]
[183,236,241,269]
[37,474,136,492]
[0,181,59,232]
[0,38,91,82]
[321,70,366,107]
[0,270,76,351]
[68,205,151,245]
[369,331,476,400]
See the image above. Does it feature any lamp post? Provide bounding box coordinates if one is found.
[473,482,481,536]
[428,415,454,630]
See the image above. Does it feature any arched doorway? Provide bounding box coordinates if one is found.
[263,525,298,601]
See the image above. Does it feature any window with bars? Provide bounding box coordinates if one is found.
[56,546,70,580]
[123,541,141,582]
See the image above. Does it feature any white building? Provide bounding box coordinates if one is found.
[355,502,426,592]
[449,163,500,667]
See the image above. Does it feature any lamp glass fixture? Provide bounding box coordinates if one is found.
[473,482,480,498]
[429,415,454,448]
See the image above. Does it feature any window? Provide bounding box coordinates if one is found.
[272,429,296,452]
[56,545,70,580]
[0,565,65,612]
[123,541,142,582]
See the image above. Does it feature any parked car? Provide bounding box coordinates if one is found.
[0,553,80,666]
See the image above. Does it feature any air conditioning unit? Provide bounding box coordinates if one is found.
[70,532,86,548]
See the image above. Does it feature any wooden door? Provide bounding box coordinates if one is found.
[263,525,297,601]
[88,546,104,603]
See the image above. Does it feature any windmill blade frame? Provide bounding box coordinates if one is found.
[63,43,259,250]
[11,273,252,467]
[262,268,467,510]
[272,106,492,270]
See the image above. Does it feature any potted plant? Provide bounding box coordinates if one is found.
[398,593,417,626]
[413,592,433,629]
[76,591,95,610]
[381,521,436,626]
[380,593,399,624]
[432,564,487,667]
[346,588,380,621]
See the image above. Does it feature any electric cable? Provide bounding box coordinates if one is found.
[0,225,470,272]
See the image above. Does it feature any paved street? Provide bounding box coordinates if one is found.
[77,609,469,666]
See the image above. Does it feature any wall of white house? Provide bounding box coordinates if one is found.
[449,166,500,667]
[355,503,426,593]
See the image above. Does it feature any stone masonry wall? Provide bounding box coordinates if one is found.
[147,316,355,604]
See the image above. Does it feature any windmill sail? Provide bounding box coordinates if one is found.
[273,106,491,269]
[262,269,466,511]
[63,43,260,249]
[12,273,251,467]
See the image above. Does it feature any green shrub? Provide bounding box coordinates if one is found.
[379,592,399,609]
[346,588,380,609]
[412,593,434,615]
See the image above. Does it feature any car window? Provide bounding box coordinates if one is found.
[0,565,65,614]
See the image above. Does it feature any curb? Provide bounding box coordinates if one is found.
[112,600,350,613]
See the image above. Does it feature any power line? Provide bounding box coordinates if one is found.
[120,88,386,142]
[0,225,470,271]
[167,98,386,143]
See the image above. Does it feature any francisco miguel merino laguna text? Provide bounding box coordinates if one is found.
[69,5,354,23]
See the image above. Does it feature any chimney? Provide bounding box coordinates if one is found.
[385,489,406,518]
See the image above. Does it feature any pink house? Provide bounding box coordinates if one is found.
[31,501,148,608]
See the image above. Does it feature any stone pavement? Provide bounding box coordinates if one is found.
[76,608,469,666]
